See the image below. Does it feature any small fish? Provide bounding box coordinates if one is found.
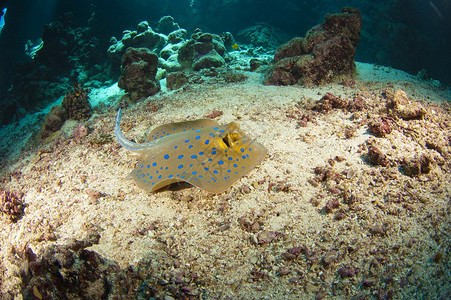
[231,43,239,50]
[115,109,267,193]
[0,8,7,34]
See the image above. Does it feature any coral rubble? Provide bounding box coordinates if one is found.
[0,190,25,223]
[263,7,362,86]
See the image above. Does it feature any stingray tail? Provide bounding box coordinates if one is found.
[115,108,150,152]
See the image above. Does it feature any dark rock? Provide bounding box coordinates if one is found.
[402,154,434,176]
[368,118,392,137]
[263,7,362,86]
[156,16,180,35]
[62,84,91,120]
[249,58,263,71]
[166,72,189,90]
[366,146,389,167]
[118,47,160,102]
[193,50,225,71]
[37,105,67,142]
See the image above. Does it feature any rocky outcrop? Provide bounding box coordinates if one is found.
[263,7,362,86]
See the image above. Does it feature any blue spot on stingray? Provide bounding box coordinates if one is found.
[205,140,210,145]
[218,160,224,165]
[158,175,162,179]
[192,171,197,175]
[137,170,141,173]
[199,175,203,178]
[211,151,217,155]
[164,154,169,159]
[195,136,200,139]
[242,155,246,159]
[199,152,204,155]
[149,176,153,179]
[178,155,184,159]
[168,175,173,178]
[152,162,157,167]
[140,165,144,168]
[185,139,189,143]
[178,164,183,169]
[249,147,252,151]
[220,129,225,133]
[189,145,193,149]
[147,165,150,168]
[191,155,197,159]
[165,167,168,170]
[189,164,193,167]
[227,170,231,173]
[213,127,219,130]
[240,148,244,152]
[233,164,238,168]
[208,158,213,162]
[195,129,201,132]
[174,146,178,149]
[228,157,233,161]
[213,170,218,174]
[246,154,249,158]
[204,167,209,171]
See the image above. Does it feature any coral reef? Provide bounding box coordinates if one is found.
[118,47,160,102]
[108,21,166,76]
[7,12,109,117]
[18,231,143,299]
[263,7,362,86]
[62,84,92,120]
[155,15,180,35]
[178,29,226,71]
[0,190,25,223]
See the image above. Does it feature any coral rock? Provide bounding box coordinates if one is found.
[118,47,160,102]
[166,72,189,90]
[62,84,92,120]
[36,105,67,143]
[0,190,25,222]
[263,7,362,86]
[387,89,427,120]
[156,16,180,35]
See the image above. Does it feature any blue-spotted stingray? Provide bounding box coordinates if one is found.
[115,109,267,193]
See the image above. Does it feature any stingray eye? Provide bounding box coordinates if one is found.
[222,135,231,147]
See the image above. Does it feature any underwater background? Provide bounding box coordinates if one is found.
[0,0,450,125]
[0,1,450,299]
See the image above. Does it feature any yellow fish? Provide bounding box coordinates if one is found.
[231,43,239,50]
[115,109,267,193]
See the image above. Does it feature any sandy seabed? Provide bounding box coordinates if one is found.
[0,63,450,299]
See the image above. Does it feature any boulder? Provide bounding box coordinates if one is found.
[263,7,362,86]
